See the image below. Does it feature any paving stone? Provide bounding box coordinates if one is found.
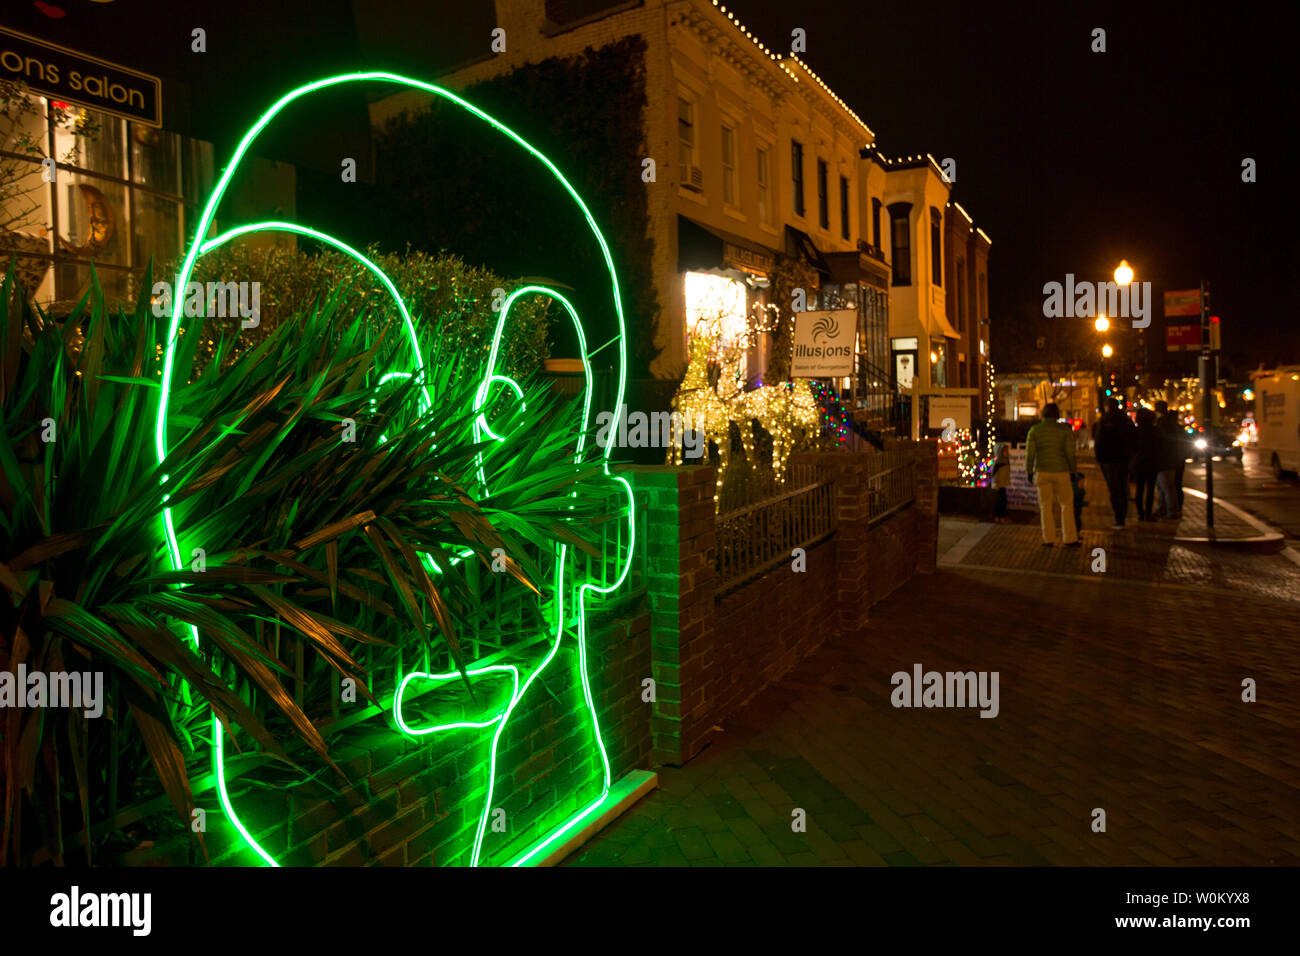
[619,842,653,865]
[653,845,689,867]
[673,827,713,861]
[714,794,749,820]
[705,831,750,864]
[934,839,983,866]
[749,842,787,866]
[881,849,923,866]
[859,823,905,855]
[841,840,890,866]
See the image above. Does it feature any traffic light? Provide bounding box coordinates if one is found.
[1209,315,1221,351]
[1101,366,1123,406]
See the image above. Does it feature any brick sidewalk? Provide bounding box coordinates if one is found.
[940,462,1300,604]
[1042,459,1258,539]
[566,540,1300,866]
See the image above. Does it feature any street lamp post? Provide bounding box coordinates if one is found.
[1199,279,1215,528]
[1110,261,1136,408]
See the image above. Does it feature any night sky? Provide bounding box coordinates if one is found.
[728,0,1297,372]
[8,0,1295,371]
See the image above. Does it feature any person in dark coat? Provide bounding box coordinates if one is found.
[1154,400,1184,518]
[991,442,1012,523]
[1092,398,1134,529]
[1129,407,1163,521]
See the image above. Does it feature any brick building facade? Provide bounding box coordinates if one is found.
[369,0,994,435]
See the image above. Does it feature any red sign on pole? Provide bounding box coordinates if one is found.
[1166,323,1201,351]
[1163,289,1202,317]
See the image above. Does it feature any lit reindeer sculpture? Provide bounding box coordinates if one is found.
[669,312,821,502]
[667,332,741,496]
[731,373,821,485]
[154,73,634,867]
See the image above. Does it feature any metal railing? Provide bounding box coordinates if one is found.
[717,461,820,515]
[867,447,917,524]
[716,469,835,589]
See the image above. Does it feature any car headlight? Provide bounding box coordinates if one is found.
[1232,439,1241,446]
[1194,438,1207,450]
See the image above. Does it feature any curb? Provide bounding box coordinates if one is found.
[1174,488,1286,553]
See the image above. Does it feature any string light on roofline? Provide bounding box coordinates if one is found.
[698,2,873,136]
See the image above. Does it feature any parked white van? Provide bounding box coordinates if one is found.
[1251,366,1300,478]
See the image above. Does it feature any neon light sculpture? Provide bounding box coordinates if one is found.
[154,73,633,867]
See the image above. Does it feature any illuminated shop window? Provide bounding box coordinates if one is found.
[0,94,214,310]
[685,270,749,379]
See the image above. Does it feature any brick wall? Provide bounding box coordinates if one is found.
[131,597,652,867]
[630,464,717,766]
[707,537,838,748]
[633,444,936,767]
[914,440,940,574]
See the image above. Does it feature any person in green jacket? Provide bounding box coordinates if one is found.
[1025,403,1080,548]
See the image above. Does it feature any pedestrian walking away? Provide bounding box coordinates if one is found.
[1026,403,1079,547]
[1092,397,1134,529]
[1130,407,1164,521]
[1154,400,1184,518]
[1070,469,1086,531]
[992,442,1012,523]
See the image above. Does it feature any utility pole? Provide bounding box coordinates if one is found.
[1199,279,1214,528]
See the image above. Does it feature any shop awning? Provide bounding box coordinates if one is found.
[823,249,890,289]
[933,311,961,340]
[677,216,776,275]
[784,226,831,278]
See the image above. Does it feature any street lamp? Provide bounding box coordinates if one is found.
[1094,314,1110,332]
[1101,343,1114,358]
[1115,260,1134,286]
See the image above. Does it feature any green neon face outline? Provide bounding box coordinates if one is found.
[393,664,518,734]
[472,286,591,490]
[155,73,633,867]
[474,374,526,442]
[411,283,615,867]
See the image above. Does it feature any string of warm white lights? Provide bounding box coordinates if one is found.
[672,311,820,503]
[954,426,982,485]
[983,361,997,485]
[707,0,876,141]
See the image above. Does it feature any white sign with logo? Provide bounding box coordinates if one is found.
[792,309,856,377]
[927,396,972,430]
[1007,445,1038,510]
